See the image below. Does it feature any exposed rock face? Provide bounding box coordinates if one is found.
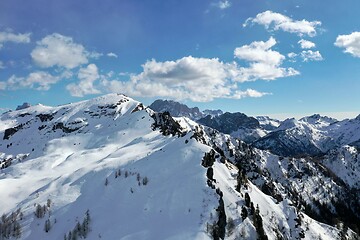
[198,112,260,134]
[16,102,31,111]
[150,99,204,120]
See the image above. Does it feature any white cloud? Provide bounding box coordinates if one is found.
[298,39,315,49]
[101,55,279,102]
[232,89,270,99]
[5,71,60,90]
[287,52,298,58]
[107,52,118,58]
[0,61,5,69]
[66,64,101,97]
[300,50,323,62]
[99,38,300,102]
[244,10,321,37]
[31,33,89,69]
[88,51,103,59]
[239,63,299,81]
[234,37,300,81]
[234,37,284,65]
[0,30,31,48]
[334,32,360,57]
[213,0,231,9]
[287,52,298,62]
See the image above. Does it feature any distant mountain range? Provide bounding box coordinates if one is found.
[150,99,360,157]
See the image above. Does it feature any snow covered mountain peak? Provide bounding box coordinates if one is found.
[0,94,359,240]
[276,117,298,131]
[299,114,338,127]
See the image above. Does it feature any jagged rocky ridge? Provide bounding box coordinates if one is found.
[0,94,359,239]
[150,99,268,143]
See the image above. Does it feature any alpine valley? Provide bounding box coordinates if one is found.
[1,94,359,240]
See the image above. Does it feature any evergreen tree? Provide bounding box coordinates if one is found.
[35,204,45,218]
[137,173,140,182]
[142,176,149,185]
[44,219,51,232]
[47,199,52,208]
[244,193,251,207]
[105,178,109,186]
[241,206,248,221]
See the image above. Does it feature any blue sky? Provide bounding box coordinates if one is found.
[1,0,360,119]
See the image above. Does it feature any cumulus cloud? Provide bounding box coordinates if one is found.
[238,63,299,81]
[244,11,321,37]
[100,53,286,102]
[31,33,89,69]
[0,30,31,48]
[101,57,242,102]
[234,37,299,81]
[335,32,360,57]
[107,52,118,58]
[0,61,5,69]
[66,64,101,97]
[5,71,60,90]
[98,39,299,102]
[298,39,315,49]
[300,50,323,62]
[234,37,284,65]
[213,0,231,9]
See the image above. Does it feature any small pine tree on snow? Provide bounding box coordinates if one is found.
[44,219,51,232]
[47,199,52,208]
[125,171,128,178]
[115,171,118,178]
[13,221,22,238]
[253,204,268,240]
[81,209,91,238]
[43,205,47,215]
[137,173,140,182]
[76,222,81,233]
[85,209,90,223]
[241,206,248,221]
[105,178,109,186]
[118,169,121,176]
[35,204,45,218]
[244,193,251,207]
[142,176,149,185]
[250,202,255,215]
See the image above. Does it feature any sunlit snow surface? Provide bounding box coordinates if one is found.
[0,94,341,239]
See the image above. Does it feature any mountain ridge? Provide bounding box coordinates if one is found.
[0,94,359,239]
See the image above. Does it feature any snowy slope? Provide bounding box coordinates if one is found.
[175,117,356,239]
[0,94,356,240]
[0,94,224,240]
